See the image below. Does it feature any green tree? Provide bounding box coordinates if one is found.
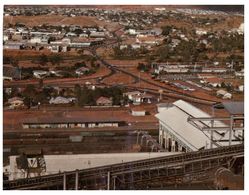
[38,54,48,66]
[50,54,63,65]
[162,25,172,36]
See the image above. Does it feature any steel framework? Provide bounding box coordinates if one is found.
[4,144,243,190]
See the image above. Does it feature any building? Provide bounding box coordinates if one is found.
[216,89,232,99]
[49,96,76,104]
[123,91,142,101]
[155,100,239,152]
[3,42,24,50]
[7,97,24,109]
[131,107,146,116]
[238,85,244,92]
[123,91,153,104]
[136,35,163,46]
[22,116,125,129]
[50,45,60,53]
[203,77,223,88]
[156,103,173,113]
[3,65,20,81]
[96,96,113,106]
[30,37,42,44]
[75,67,90,76]
[6,152,178,180]
[33,70,48,79]
[90,31,105,38]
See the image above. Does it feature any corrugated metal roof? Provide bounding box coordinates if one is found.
[155,100,234,151]
[156,106,211,151]
[173,100,225,127]
[222,102,244,115]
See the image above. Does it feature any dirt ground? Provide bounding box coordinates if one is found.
[103,71,135,85]
[4,15,99,27]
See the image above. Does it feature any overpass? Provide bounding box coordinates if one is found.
[4,144,243,190]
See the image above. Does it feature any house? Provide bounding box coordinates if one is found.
[96,96,113,106]
[235,69,244,78]
[50,45,60,53]
[202,68,227,73]
[204,77,223,88]
[66,32,77,37]
[90,31,105,38]
[30,37,42,44]
[238,85,244,92]
[131,107,146,116]
[136,35,163,46]
[216,89,232,99]
[171,39,181,48]
[120,44,128,50]
[131,94,153,104]
[123,91,142,101]
[128,29,137,35]
[33,70,48,79]
[3,65,20,81]
[75,67,90,76]
[131,44,141,49]
[195,29,207,35]
[197,73,216,80]
[3,42,24,50]
[7,97,24,109]
[49,96,75,104]
[79,33,89,38]
[3,35,9,41]
[223,93,232,99]
[123,91,153,104]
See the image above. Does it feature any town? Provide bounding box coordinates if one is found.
[2,5,244,190]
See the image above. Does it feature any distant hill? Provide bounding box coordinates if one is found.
[194,5,244,14]
[4,5,244,14]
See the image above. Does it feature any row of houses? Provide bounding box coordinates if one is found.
[153,63,230,74]
[3,25,107,53]
[49,96,113,106]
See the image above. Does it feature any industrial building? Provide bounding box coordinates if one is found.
[22,117,125,129]
[6,152,179,180]
[155,100,243,152]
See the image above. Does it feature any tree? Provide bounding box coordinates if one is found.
[50,54,63,65]
[162,25,172,36]
[38,54,48,66]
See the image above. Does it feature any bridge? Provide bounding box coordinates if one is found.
[4,144,243,190]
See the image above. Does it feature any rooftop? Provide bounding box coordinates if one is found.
[23,116,124,124]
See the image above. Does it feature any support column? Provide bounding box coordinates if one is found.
[107,171,110,190]
[113,176,116,190]
[229,115,233,146]
[63,172,66,190]
[160,129,164,145]
[178,144,182,152]
[75,170,79,190]
[168,135,171,152]
[171,139,175,152]
[164,133,168,150]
